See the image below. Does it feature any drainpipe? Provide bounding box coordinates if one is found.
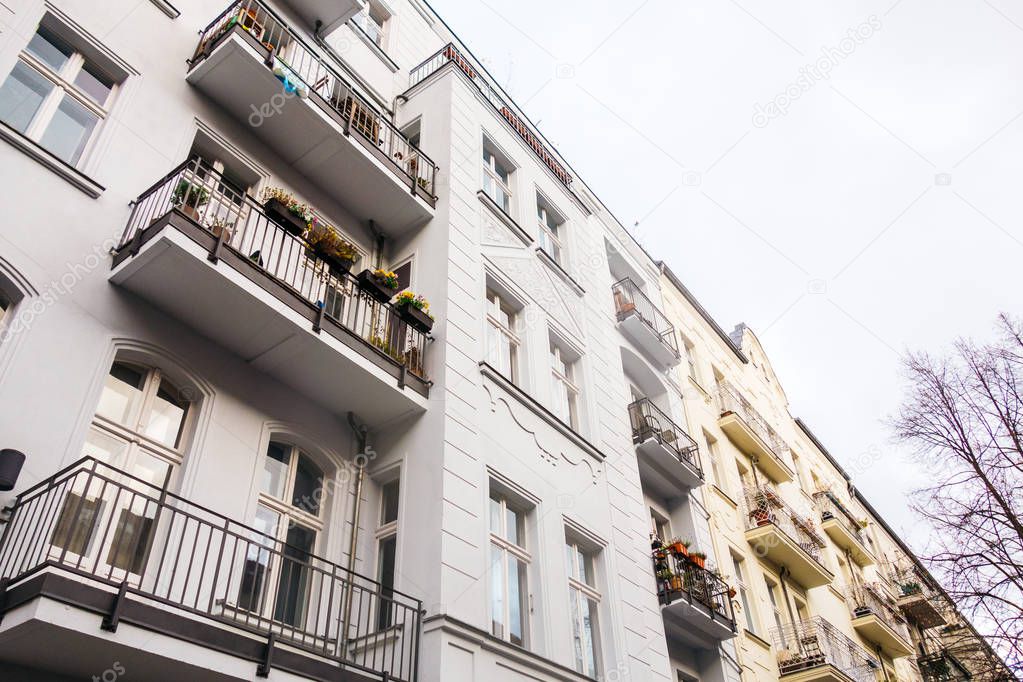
[341,412,369,641]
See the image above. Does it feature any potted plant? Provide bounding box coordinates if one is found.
[668,573,684,592]
[207,216,235,242]
[172,179,210,221]
[750,507,773,526]
[306,221,359,277]
[689,551,707,569]
[668,538,689,557]
[395,290,434,333]
[357,268,399,303]
[901,581,921,596]
[261,187,311,236]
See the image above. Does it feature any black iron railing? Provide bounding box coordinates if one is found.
[612,278,680,358]
[773,617,879,682]
[919,651,972,682]
[814,490,870,546]
[717,380,793,470]
[117,158,429,381]
[628,398,702,477]
[0,458,422,681]
[743,486,827,564]
[192,0,436,199]
[651,549,735,630]
[845,581,914,644]
[409,43,573,189]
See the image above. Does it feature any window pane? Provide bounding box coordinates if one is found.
[144,380,188,448]
[274,523,315,625]
[490,546,505,639]
[292,453,323,515]
[489,495,502,536]
[107,506,155,574]
[73,61,114,105]
[509,556,527,646]
[96,362,145,426]
[131,450,171,488]
[505,505,521,546]
[81,427,130,467]
[261,442,290,500]
[238,505,280,612]
[26,27,73,71]
[51,492,102,556]
[0,62,53,133]
[381,480,400,524]
[583,597,600,676]
[39,95,99,165]
[376,535,397,630]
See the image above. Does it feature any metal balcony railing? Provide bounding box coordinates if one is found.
[409,43,573,189]
[191,0,437,198]
[117,158,430,380]
[773,617,879,682]
[744,486,827,564]
[0,458,423,681]
[628,398,702,477]
[814,490,869,544]
[612,278,681,358]
[918,651,972,682]
[651,549,735,630]
[846,582,914,643]
[717,380,792,465]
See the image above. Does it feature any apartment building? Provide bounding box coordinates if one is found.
[656,264,1013,682]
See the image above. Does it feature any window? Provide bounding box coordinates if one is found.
[566,539,601,677]
[682,336,700,382]
[731,554,756,633]
[489,491,530,647]
[765,576,786,635]
[651,510,671,545]
[793,594,809,622]
[355,0,390,48]
[705,433,726,491]
[486,288,520,383]
[482,141,513,212]
[536,194,565,264]
[238,441,325,627]
[791,451,809,493]
[392,258,413,291]
[375,478,400,630]
[51,360,195,574]
[549,338,580,429]
[0,22,122,166]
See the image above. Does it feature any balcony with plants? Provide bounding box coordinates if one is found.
[717,381,795,483]
[650,537,736,644]
[110,158,432,426]
[612,278,682,369]
[744,486,834,588]
[890,563,948,630]
[844,582,914,659]
[813,491,875,567]
[918,650,972,682]
[773,617,880,682]
[628,397,703,494]
[186,0,437,237]
[0,457,422,681]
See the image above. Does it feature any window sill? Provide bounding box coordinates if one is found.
[0,123,105,198]
[347,21,400,73]
[478,190,533,246]
[479,361,605,463]
[712,484,738,509]
[743,629,773,651]
[535,247,585,296]
[148,0,180,18]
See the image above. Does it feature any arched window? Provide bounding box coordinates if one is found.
[237,440,326,627]
[50,358,196,576]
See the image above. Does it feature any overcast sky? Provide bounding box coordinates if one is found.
[428,0,1023,550]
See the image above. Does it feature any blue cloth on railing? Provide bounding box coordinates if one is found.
[271,56,309,98]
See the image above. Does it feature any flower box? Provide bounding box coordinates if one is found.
[356,269,397,303]
[398,304,434,333]
[264,197,307,236]
[309,247,355,278]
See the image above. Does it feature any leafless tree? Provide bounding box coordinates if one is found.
[891,313,1023,679]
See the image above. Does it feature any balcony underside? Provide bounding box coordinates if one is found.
[636,437,703,497]
[820,518,875,567]
[661,598,736,648]
[110,213,428,426]
[746,525,833,588]
[718,413,793,483]
[778,663,858,682]
[187,28,432,237]
[851,614,913,659]
[281,0,364,35]
[617,313,681,369]
[0,570,382,682]
[897,593,947,629]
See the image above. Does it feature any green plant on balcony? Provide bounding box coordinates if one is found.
[395,290,435,333]
[172,179,210,220]
[306,220,359,277]
[689,550,707,569]
[901,581,921,596]
[261,186,313,236]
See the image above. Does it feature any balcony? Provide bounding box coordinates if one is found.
[717,381,794,483]
[744,487,834,588]
[846,583,914,659]
[612,278,681,368]
[110,159,431,426]
[279,0,364,35]
[918,651,972,682]
[629,398,703,494]
[651,548,736,646]
[892,567,947,629]
[0,458,422,681]
[187,1,436,237]
[773,617,880,682]
[814,491,875,567]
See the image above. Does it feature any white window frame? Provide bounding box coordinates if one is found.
[732,553,757,634]
[566,539,602,678]
[489,492,531,647]
[486,289,520,383]
[482,142,513,212]
[705,434,726,492]
[355,0,390,48]
[1,22,121,167]
[536,195,565,264]
[765,576,786,634]
[549,341,580,429]
[682,336,700,382]
[374,477,400,630]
